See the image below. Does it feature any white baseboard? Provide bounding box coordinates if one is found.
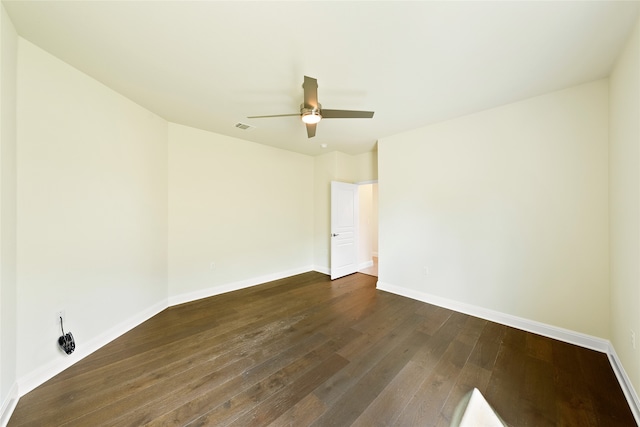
[0,382,18,427]
[376,280,640,425]
[358,260,374,270]
[168,266,314,307]
[16,299,167,397]
[313,265,330,275]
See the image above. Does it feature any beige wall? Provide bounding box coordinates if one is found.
[16,39,168,380]
[167,123,314,300]
[610,16,640,395]
[0,4,18,415]
[379,80,610,338]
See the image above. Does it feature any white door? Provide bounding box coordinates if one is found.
[331,181,359,280]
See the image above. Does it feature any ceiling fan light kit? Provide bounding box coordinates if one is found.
[248,76,374,138]
[301,106,322,124]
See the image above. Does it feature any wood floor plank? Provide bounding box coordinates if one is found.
[352,308,475,426]
[267,393,327,427]
[416,305,453,336]
[453,315,487,347]
[424,315,494,427]
[142,291,367,426]
[577,347,636,426]
[484,328,529,426]
[313,313,425,408]
[466,320,507,371]
[310,330,429,426]
[350,359,428,427]
[525,332,554,362]
[390,311,487,426]
[8,272,636,427]
[517,355,557,427]
[111,321,362,426]
[434,354,493,427]
[70,329,335,427]
[551,339,600,427]
[392,338,475,426]
[207,353,349,427]
[336,296,420,361]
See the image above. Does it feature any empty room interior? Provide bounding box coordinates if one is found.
[1,1,640,425]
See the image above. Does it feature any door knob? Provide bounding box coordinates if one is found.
[332,233,339,237]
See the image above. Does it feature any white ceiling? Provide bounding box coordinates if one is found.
[3,1,639,156]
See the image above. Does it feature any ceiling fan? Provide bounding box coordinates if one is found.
[247,76,374,138]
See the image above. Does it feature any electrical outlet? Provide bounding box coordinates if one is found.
[631,329,636,350]
[423,266,430,276]
[210,262,215,271]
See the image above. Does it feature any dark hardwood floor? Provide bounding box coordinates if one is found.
[9,272,636,426]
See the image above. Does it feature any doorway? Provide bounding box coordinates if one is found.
[357,182,378,277]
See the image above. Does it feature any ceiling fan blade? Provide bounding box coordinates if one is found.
[321,109,375,119]
[303,76,318,109]
[306,122,317,138]
[247,113,300,119]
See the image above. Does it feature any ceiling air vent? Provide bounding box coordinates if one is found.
[234,122,255,131]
